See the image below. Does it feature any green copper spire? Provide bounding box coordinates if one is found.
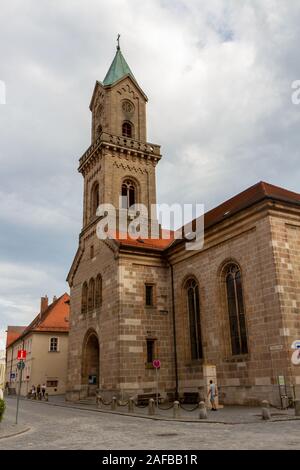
[103,35,136,86]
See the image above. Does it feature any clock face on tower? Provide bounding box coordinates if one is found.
[122,100,134,116]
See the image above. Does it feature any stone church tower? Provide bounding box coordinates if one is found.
[66,42,174,401]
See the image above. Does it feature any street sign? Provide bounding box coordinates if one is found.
[291,340,300,350]
[17,350,26,360]
[10,372,16,380]
[153,359,161,369]
[17,360,25,370]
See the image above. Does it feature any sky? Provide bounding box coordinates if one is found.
[0,0,300,349]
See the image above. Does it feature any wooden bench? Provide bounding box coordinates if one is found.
[181,392,200,404]
[136,393,162,405]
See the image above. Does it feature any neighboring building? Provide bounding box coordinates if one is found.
[6,293,70,396]
[66,43,300,406]
[0,350,5,391]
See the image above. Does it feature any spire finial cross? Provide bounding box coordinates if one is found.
[117,34,120,50]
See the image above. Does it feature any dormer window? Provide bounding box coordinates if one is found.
[122,121,133,138]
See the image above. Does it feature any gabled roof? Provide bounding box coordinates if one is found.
[103,47,136,86]
[116,181,300,253]
[203,181,300,231]
[6,293,70,349]
[6,326,26,348]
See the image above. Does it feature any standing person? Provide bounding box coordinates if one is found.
[41,383,46,399]
[31,384,36,399]
[37,384,41,398]
[207,380,217,411]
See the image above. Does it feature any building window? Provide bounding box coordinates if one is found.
[145,284,154,307]
[225,264,248,355]
[186,278,203,360]
[88,278,95,311]
[122,121,133,138]
[121,179,136,209]
[90,245,94,259]
[95,274,102,308]
[49,337,58,352]
[47,380,58,388]
[81,282,88,315]
[91,182,99,218]
[146,339,155,364]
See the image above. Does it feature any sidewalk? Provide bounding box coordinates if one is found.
[0,420,30,440]
[8,395,299,425]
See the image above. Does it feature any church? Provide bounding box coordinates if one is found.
[66,42,300,406]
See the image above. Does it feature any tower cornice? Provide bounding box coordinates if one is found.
[78,132,161,174]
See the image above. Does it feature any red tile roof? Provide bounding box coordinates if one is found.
[115,228,175,250]
[6,293,70,349]
[6,326,26,348]
[113,181,300,252]
[203,181,300,231]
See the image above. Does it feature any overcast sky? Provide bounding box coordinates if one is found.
[0,0,300,349]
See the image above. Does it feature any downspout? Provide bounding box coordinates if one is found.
[168,260,179,400]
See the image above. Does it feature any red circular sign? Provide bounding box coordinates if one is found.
[152,359,161,369]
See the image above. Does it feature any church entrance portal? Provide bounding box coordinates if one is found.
[82,331,99,397]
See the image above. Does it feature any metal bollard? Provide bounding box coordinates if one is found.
[261,400,271,420]
[97,395,102,408]
[294,399,300,417]
[199,401,207,419]
[111,396,117,411]
[148,398,155,416]
[128,397,134,413]
[173,400,180,418]
[45,393,48,402]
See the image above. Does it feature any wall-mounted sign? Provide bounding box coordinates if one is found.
[278,376,285,386]
[269,345,283,351]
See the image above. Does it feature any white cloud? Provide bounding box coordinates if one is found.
[0,0,300,326]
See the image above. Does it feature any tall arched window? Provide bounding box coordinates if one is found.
[91,183,99,218]
[186,278,203,360]
[225,264,248,355]
[81,282,88,315]
[122,121,133,138]
[121,179,136,209]
[95,274,102,308]
[88,278,95,311]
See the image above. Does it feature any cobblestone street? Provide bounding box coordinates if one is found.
[0,397,300,450]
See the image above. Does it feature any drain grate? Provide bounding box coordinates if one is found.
[155,433,178,437]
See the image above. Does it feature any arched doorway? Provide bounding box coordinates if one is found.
[82,330,100,397]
